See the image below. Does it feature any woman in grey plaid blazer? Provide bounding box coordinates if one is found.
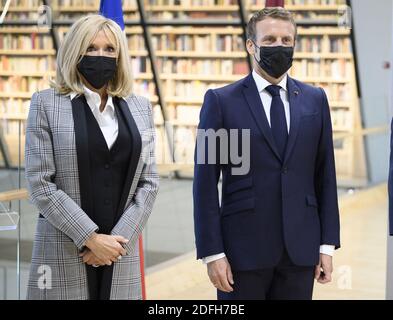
[25,15,159,300]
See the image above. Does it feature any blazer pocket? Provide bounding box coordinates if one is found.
[222,198,255,217]
[306,195,319,208]
[225,177,253,195]
[302,112,319,118]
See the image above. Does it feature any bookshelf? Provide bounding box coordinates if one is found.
[0,0,366,186]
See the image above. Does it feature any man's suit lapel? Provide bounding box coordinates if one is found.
[242,73,282,162]
[284,76,302,165]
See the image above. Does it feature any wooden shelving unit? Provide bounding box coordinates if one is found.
[0,0,366,186]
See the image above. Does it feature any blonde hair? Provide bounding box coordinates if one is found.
[50,14,133,97]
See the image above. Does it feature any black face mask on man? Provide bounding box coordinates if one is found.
[77,55,117,89]
[252,41,294,79]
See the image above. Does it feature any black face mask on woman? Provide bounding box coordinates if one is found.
[252,41,294,79]
[77,55,117,89]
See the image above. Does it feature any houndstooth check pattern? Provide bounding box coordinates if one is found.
[25,88,159,300]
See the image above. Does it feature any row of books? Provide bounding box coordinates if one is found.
[151,34,245,52]
[0,77,47,93]
[56,13,140,20]
[146,0,236,5]
[0,56,55,73]
[146,0,344,6]
[285,0,346,5]
[5,0,132,8]
[145,12,237,20]
[0,33,352,56]
[290,59,353,79]
[53,0,105,6]
[292,13,341,20]
[0,119,26,136]
[2,0,41,7]
[315,83,352,102]
[0,34,52,50]
[296,36,352,54]
[331,109,353,131]
[129,34,350,54]
[155,58,248,75]
[0,99,30,115]
[5,0,261,10]
[1,13,40,22]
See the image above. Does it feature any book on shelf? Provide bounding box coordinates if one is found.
[132,57,152,74]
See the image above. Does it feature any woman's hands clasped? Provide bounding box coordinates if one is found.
[80,233,129,266]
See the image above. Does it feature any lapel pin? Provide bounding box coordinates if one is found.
[294,90,299,95]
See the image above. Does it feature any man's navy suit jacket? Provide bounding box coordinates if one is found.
[193,73,341,270]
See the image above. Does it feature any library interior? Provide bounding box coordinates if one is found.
[0,0,393,300]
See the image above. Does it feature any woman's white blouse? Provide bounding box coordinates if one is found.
[70,85,118,149]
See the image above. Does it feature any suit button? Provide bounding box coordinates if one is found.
[282,167,288,174]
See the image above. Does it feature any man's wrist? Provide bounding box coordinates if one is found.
[202,253,226,265]
[320,244,335,257]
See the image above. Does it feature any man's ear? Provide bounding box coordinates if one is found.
[246,39,256,56]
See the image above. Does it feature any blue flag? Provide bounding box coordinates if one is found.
[99,0,125,30]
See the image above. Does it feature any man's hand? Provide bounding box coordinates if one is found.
[207,257,234,293]
[84,233,128,265]
[315,253,333,284]
[79,249,106,266]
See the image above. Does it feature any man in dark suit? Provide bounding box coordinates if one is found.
[193,7,340,300]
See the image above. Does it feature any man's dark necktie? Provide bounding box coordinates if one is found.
[265,85,288,160]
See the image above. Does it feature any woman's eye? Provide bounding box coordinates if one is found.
[87,46,95,52]
[107,47,115,52]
